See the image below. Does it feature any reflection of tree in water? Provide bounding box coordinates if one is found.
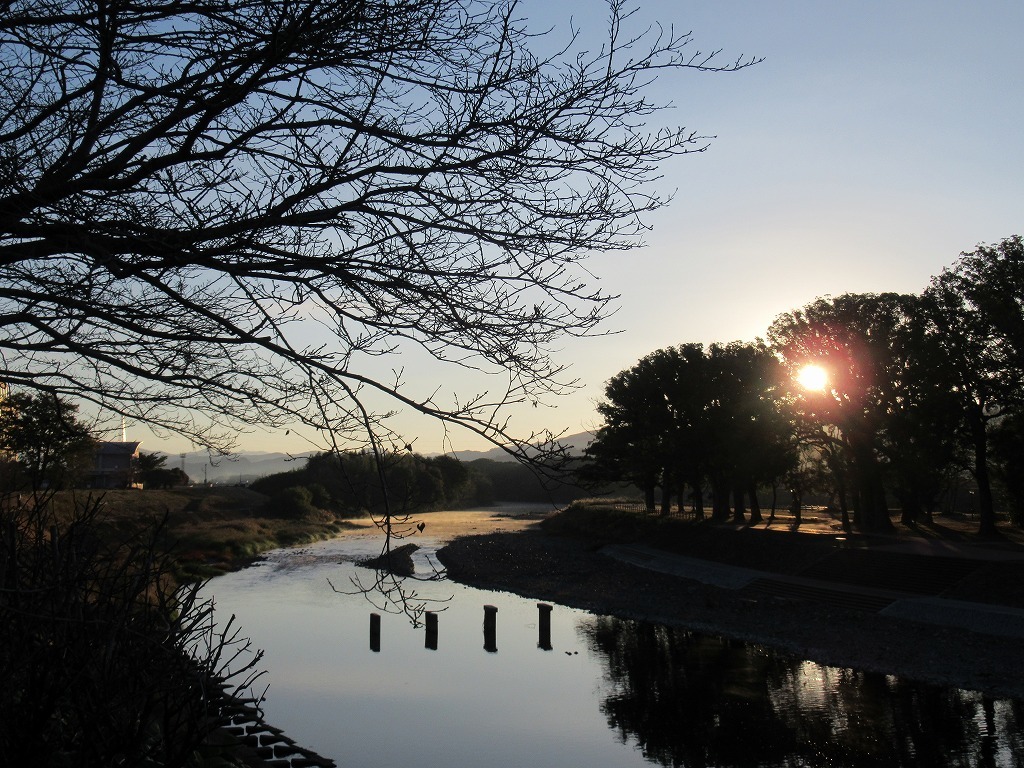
[581,617,1024,767]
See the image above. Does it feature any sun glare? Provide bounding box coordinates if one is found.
[796,364,829,392]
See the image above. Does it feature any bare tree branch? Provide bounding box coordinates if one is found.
[0,0,759,455]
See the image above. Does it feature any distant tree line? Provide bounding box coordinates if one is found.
[136,453,191,490]
[0,389,590,509]
[252,451,482,518]
[583,236,1024,535]
[250,450,592,518]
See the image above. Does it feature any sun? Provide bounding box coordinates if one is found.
[796,364,829,392]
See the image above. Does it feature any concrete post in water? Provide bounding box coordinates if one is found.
[483,604,498,653]
[369,613,381,653]
[537,603,553,650]
[425,611,438,650]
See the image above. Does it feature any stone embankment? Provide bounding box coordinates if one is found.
[212,681,336,768]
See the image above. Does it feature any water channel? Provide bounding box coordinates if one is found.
[204,513,1024,767]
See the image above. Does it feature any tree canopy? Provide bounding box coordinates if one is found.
[922,235,1024,534]
[769,292,965,532]
[585,342,794,519]
[585,235,1024,535]
[0,0,756,456]
[0,391,95,491]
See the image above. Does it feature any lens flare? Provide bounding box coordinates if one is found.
[796,364,828,391]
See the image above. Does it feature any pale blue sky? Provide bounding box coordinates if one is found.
[145,1,1024,455]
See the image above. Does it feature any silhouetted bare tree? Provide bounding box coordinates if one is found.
[0,0,757,457]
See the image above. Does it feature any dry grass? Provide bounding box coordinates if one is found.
[40,486,364,582]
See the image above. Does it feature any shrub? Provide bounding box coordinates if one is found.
[272,485,319,520]
[305,482,332,509]
[0,492,263,766]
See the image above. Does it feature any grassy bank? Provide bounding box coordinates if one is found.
[542,498,1024,606]
[49,486,365,582]
[541,500,841,573]
[546,498,1024,551]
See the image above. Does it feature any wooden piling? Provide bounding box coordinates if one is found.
[369,612,381,653]
[425,611,438,650]
[483,604,497,653]
[537,603,553,650]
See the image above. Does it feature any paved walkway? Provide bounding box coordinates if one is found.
[601,542,1024,640]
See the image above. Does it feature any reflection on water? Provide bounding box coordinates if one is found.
[583,617,1024,767]
[205,527,1024,768]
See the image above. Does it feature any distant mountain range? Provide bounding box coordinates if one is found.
[442,431,594,462]
[157,451,314,484]
[157,431,594,484]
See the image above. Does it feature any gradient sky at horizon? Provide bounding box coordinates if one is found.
[143,0,1024,456]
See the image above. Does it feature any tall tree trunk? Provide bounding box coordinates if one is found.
[747,481,763,524]
[858,472,891,532]
[644,483,656,514]
[851,440,892,533]
[838,487,851,533]
[711,477,729,521]
[789,487,802,525]
[732,485,746,524]
[691,476,705,520]
[971,419,997,536]
[660,468,673,516]
[899,491,922,526]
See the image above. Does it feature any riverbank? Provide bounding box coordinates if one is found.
[436,511,1024,700]
[57,486,360,581]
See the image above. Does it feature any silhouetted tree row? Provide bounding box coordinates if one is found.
[582,342,795,522]
[252,450,491,517]
[252,450,594,516]
[585,236,1024,534]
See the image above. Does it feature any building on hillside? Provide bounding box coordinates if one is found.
[89,441,142,489]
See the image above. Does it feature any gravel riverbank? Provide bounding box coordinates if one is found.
[436,526,1024,700]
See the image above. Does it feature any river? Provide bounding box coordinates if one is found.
[203,510,1024,767]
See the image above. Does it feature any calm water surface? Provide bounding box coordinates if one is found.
[205,518,1024,767]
